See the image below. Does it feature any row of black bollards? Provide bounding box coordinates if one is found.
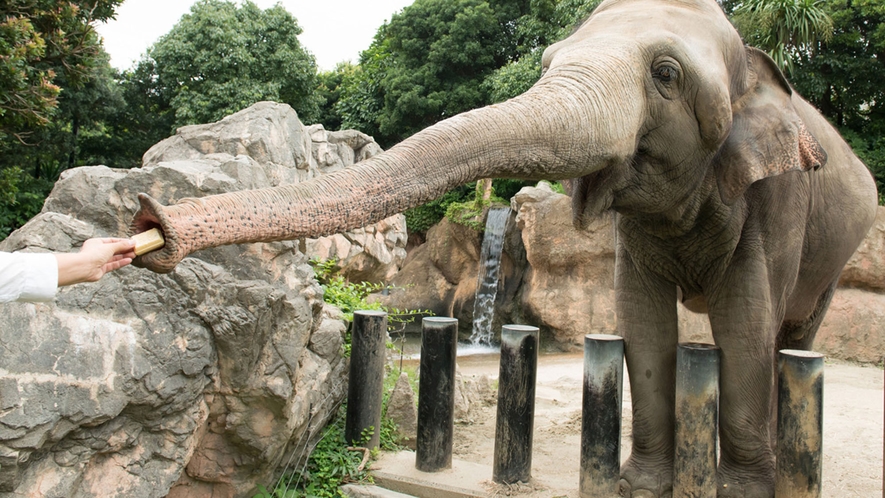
[345,311,826,496]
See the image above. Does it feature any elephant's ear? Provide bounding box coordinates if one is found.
[715,47,827,205]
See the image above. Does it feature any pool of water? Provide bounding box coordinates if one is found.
[388,333,501,359]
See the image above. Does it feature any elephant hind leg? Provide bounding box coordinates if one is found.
[776,280,837,352]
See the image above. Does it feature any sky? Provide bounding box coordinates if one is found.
[95,0,416,72]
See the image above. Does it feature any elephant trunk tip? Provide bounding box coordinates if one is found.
[130,193,183,274]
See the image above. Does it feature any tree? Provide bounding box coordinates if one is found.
[731,0,833,72]
[0,1,125,240]
[335,26,393,139]
[0,0,123,142]
[141,0,320,128]
[484,0,602,103]
[315,63,358,132]
[340,0,549,147]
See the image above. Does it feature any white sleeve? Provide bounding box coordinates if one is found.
[0,252,59,303]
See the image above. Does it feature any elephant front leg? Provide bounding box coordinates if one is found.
[616,250,679,498]
[709,262,778,497]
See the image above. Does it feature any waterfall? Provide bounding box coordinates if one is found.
[469,207,510,345]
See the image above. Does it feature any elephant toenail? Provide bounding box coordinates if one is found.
[633,490,656,498]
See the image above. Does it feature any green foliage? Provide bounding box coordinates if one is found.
[403,183,475,234]
[336,0,539,147]
[444,180,517,231]
[313,261,387,323]
[403,179,534,234]
[445,201,488,231]
[485,51,544,103]
[484,0,603,102]
[142,0,320,128]
[0,167,53,240]
[732,0,833,72]
[0,0,123,141]
[315,63,359,132]
[309,258,430,356]
[256,407,372,498]
[335,29,392,139]
[841,129,885,202]
[256,367,414,497]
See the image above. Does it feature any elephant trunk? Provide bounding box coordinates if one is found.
[132,58,643,273]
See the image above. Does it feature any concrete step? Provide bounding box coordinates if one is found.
[341,483,417,498]
[368,450,490,498]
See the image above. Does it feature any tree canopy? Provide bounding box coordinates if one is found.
[141,0,320,128]
[0,0,122,142]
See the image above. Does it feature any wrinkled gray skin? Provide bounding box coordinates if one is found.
[131,0,878,496]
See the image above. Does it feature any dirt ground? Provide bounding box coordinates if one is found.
[445,351,884,497]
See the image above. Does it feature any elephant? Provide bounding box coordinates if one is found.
[130,0,879,495]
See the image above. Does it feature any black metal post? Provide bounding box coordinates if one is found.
[776,349,824,498]
[493,325,540,484]
[345,310,388,450]
[579,334,624,498]
[673,342,720,498]
[416,317,459,472]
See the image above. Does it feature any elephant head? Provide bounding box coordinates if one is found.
[131,0,823,273]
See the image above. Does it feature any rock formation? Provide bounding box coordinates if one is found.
[381,183,885,360]
[0,102,406,497]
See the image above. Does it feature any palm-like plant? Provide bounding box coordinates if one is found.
[732,0,833,73]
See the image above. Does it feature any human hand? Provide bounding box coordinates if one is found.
[55,238,137,287]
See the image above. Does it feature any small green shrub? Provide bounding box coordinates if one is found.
[309,258,430,356]
[444,201,486,231]
[256,406,372,498]
[256,367,416,498]
[403,183,474,233]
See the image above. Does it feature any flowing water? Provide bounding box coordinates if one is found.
[469,207,510,346]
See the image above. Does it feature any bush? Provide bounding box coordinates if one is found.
[0,167,52,240]
[255,406,372,498]
[309,258,430,356]
[255,366,416,498]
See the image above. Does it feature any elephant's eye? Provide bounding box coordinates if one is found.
[653,64,678,83]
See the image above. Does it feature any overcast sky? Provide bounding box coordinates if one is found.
[95,0,415,71]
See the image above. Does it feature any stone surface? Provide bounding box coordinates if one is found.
[380,183,884,360]
[453,372,495,424]
[0,102,405,498]
[385,373,417,450]
[513,183,617,348]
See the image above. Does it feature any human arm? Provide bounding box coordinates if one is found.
[0,238,136,303]
[0,252,59,302]
[54,238,136,286]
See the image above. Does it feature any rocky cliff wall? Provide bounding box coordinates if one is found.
[0,102,406,498]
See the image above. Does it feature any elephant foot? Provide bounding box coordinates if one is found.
[618,454,673,498]
[717,460,775,498]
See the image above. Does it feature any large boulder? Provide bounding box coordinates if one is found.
[0,102,404,497]
[381,183,885,358]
